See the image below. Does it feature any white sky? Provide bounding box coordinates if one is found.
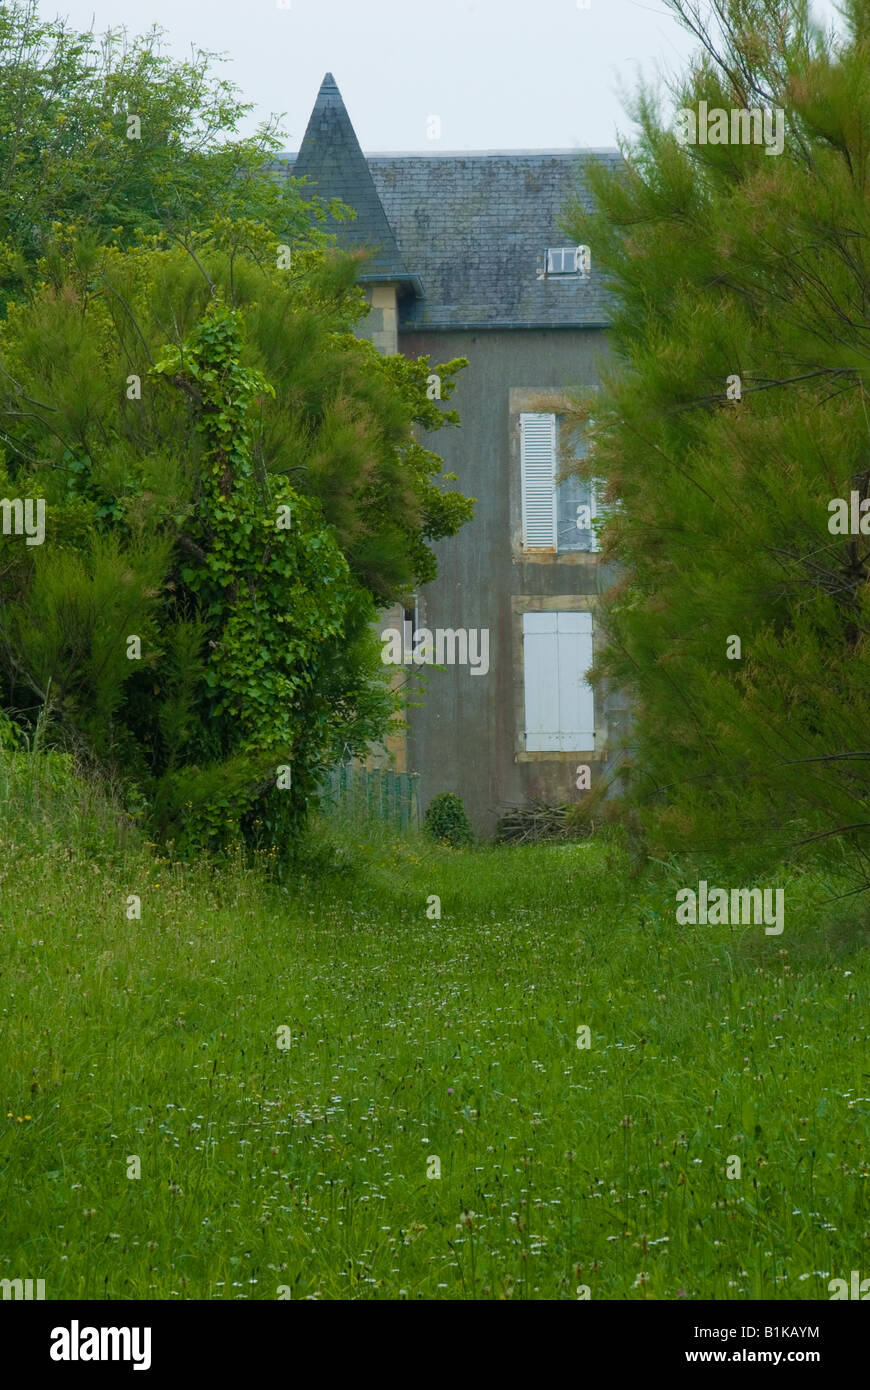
[49,0,841,151]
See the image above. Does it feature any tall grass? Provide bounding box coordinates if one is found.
[1,754,867,1299]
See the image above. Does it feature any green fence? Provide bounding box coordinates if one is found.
[318,764,420,830]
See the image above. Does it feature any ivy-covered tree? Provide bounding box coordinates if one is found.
[0,231,471,853]
[561,0,870,879]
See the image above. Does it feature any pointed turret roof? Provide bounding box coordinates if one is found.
[294,74,412,283]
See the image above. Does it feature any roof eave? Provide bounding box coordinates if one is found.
[358,271,425,299]
[398,320,612,332]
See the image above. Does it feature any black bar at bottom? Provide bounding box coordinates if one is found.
[4,1297,863,1376]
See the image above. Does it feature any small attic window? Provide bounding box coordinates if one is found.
[543,245,590,278]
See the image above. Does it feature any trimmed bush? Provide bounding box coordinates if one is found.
[424,792,474,848]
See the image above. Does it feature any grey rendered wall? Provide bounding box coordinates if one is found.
[398,326,628,837]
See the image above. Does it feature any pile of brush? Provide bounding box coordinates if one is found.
[495,798,593,845]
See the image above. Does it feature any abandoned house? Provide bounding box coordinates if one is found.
[277,73,627,836]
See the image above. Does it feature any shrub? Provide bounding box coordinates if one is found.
[424,792,474,848]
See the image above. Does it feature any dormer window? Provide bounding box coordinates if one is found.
[542,245,591,279]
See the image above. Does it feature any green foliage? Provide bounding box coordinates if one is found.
[0,706,22,750]
[0,4,473,856]
[424,791,474,848]
[147,294,364,844]
[0,0,336,304]
[0,235,471,853]
[0,741,134,859]
[560,0,870,880]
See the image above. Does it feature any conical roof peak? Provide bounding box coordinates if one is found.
[294,74,408,281]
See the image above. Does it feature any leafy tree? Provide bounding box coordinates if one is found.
[0,0,344,302]
[561,0,870,879]
[0,232,471,853]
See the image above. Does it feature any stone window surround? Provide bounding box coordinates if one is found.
[511,593,612,763]
[509,386,600,564]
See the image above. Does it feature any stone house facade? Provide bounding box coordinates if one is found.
[278,74,628,836]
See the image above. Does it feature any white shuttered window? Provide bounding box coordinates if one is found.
[520,412,558,548]
[522,611,595,751]
[520,411,599,552]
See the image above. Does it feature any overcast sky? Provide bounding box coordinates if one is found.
[50,0,840,152]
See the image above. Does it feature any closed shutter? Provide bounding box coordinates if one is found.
[556,612,595,746]
[520,413,557,549]
[522,613,562,750]
[523,611,595,751]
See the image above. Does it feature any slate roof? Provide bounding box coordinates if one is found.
[278,75,623,331]
[292,73,415,287]
[369,151,621,329]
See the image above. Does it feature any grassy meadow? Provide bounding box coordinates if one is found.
[1,750,868,1300]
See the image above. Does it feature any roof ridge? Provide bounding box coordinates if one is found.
[279,148,621,160]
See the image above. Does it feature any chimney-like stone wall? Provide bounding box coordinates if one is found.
[359,284,399,355]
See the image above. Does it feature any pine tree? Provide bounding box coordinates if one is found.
[561,0,870,879]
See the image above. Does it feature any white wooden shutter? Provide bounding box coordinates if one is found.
[520,413,557,549]
[556,612,595,747]
[523,611,594,751]
[522,613,561,750]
